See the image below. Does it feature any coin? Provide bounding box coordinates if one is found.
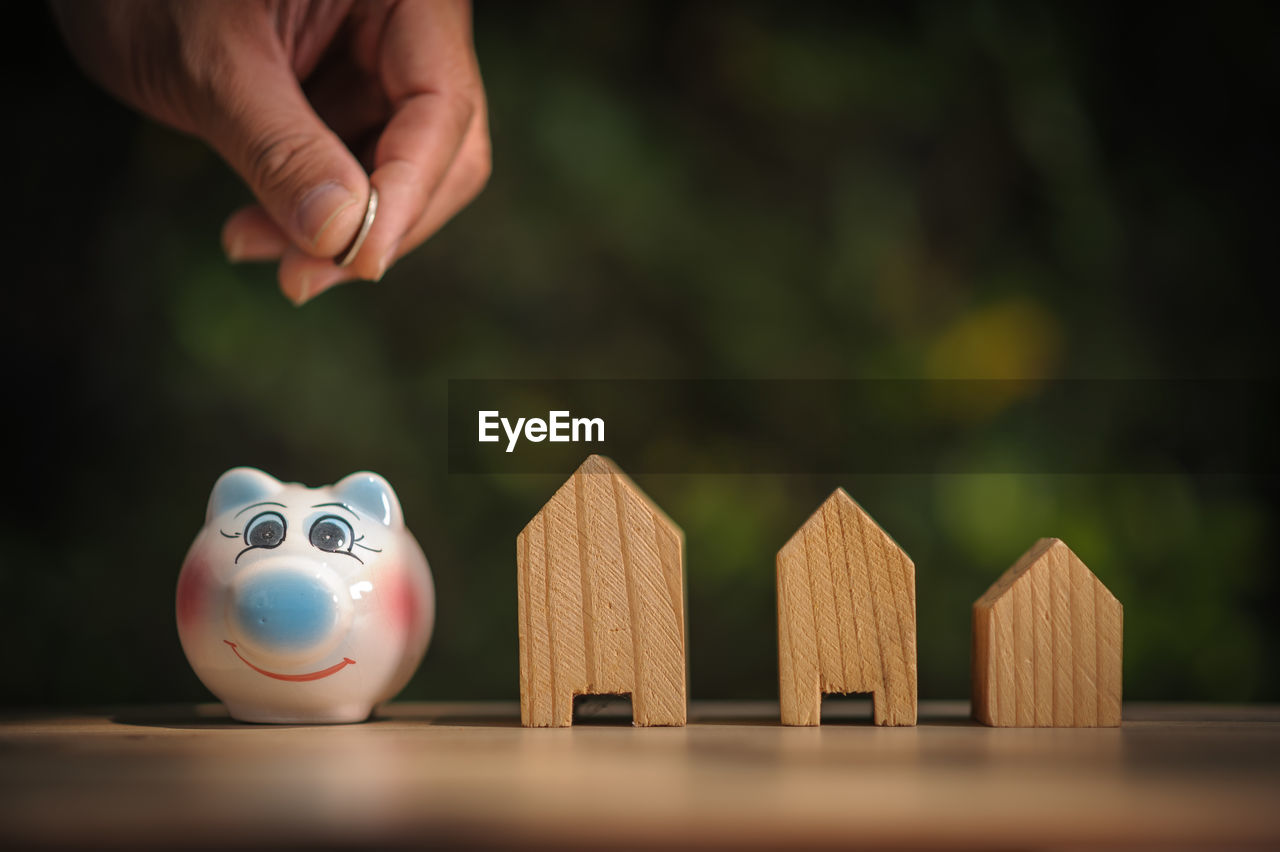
[337,186,378,268]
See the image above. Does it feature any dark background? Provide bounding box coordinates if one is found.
[6,2,1278,707]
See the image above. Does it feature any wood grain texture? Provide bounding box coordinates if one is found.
[5,703,1280,849]
[517,455,686,726]
[777,488,917,726]
[972,537,1123,727]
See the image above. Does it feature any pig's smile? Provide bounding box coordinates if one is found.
[223,640,355,681]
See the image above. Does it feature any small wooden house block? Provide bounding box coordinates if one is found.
[777,488,917,726]
[517,455,686,727]
[972,538,1123,727]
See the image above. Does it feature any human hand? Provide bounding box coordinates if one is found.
[54,0,490,304]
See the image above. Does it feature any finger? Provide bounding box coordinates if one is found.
[340,0,481,280]
[278,126,489,305]
[379,117,491,266]
[222,204,289,262]
[358,96,472,278]
[276,244,357,306]
[197,26,371,261]
[221,60,392,264]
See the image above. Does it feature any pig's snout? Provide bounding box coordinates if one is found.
[228,565,353,661]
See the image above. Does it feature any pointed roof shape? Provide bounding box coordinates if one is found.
[521,454,682,543]
[517,455,686,727]
[972,537,1123,727]
[777,487,917,726]
[778,487,909,567]
[975,537,1120,610]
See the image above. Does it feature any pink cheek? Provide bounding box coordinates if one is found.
[377,566,419,636]
[176,556,212,630]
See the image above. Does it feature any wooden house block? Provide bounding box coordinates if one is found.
[517,455,686,727]
[777,488,917,726]
[972,538,1123,727]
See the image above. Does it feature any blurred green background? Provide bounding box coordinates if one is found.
[6,2,1277,706]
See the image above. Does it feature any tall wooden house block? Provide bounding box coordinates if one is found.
[777,488,918,726]
[972,537,1123,727]
[517,455,687,727]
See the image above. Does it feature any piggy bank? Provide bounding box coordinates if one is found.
[176,468,435,723]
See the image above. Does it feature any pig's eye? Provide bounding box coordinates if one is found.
[244,511,287,549]
[309,515,354,553]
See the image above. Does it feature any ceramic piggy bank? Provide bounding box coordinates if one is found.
[177,468,435,723]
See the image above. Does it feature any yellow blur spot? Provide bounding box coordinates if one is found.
[925,299,1063,420]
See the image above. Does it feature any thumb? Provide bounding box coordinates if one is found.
[198,42,370,260]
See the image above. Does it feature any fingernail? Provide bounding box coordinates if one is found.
[375,243,399,282]
[297,182,357,247]
[292,272,312,306]
[226,233,246,263]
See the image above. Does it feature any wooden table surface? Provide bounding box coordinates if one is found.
[2,701,1278,849]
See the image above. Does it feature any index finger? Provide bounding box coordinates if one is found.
[342,0,481,280]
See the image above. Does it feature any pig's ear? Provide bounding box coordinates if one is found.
[207,467,284,523]
[332,471,403,527]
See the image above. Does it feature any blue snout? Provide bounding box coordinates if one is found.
[233,572,339,652]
